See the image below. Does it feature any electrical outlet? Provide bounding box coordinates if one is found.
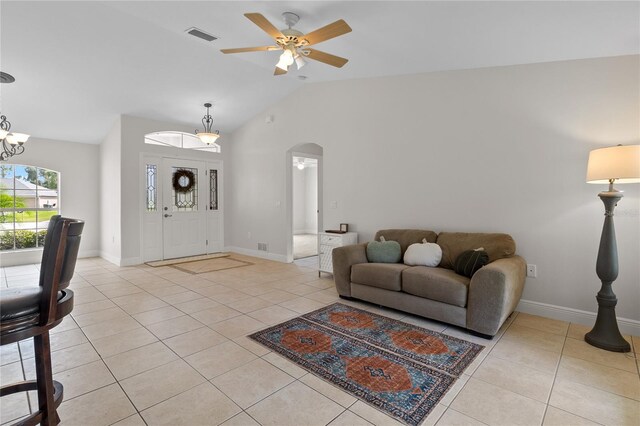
[330,201,338,209]
[526,264,537,278]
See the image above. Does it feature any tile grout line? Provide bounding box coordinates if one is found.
[65,317,148,426]
[441,311,519,425]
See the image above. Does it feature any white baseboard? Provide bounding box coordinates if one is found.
[99,251,120,266]
[225,246,288,263]
[98,252,141,267]
[120,257,142,267]
[1,248,99,267]
[517,299,640,336]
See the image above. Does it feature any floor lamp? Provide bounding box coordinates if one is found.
[585,144,639,352]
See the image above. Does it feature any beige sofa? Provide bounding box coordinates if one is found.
[332,229,526,337]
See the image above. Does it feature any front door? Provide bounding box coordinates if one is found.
[162,158,207,259]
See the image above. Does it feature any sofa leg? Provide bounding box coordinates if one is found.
[339,295,355,301]
[468,330,494,340]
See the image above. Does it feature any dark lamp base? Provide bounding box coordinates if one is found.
[584,331,631,352]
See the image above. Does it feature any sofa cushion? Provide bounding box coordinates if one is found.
[437,232,516,269]
[374,229,437,257]
[402,267,470,307]
[366,239,402,263]
[351,263,410,291]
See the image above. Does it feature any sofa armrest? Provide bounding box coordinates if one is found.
[331,243,368,297]
[466,255,526,336]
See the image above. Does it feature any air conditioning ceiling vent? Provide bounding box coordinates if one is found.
[185,27,218,42]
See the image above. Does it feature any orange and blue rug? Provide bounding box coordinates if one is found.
[249,303,483,426]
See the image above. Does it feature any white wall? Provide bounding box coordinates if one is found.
[292,164,318,234]
[0,137,100,266]
[292,167,306,234]
[99,118,122,264]
[304,166,318,233]
[228,55,640,322]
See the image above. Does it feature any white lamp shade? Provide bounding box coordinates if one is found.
[586,144,640,184]
[275,59,289,71]
[197,132,220,145]
[295,55,306,70]
[6,133,30,145]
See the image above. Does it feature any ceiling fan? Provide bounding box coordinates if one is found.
[221,12,352,75]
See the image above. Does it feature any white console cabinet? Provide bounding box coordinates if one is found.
[318,232,358,276]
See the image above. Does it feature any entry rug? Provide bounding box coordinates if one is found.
[170,257,253,274]
[145,253,230,267]
[249,304,484,426]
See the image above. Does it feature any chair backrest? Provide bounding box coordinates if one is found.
[38,215,61,287]
[39,217,84,324]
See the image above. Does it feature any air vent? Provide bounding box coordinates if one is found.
[258,243,268,251]
[185,27,218,42]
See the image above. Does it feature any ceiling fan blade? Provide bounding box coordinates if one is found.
[274,67,288,76]
[302,20,352,46]
[306,49,349,68]
[244,13,284,40]
[221,46,280,54]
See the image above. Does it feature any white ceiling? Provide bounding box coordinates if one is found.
[1,1,638,144]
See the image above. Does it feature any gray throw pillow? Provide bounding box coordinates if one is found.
[366,236,402,263]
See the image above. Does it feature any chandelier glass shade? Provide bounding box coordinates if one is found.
[195,103,220,145]
[0,114,29,161]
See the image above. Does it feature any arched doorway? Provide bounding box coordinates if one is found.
[285,143,323,264]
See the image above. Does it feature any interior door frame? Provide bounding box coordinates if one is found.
[140,153,224,262]
[286,150,323,263]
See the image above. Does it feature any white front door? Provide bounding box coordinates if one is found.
[162,158,207,259]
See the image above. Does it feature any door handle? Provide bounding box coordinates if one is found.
[164,214,172,218]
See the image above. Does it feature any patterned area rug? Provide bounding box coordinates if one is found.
[250,303,483,426]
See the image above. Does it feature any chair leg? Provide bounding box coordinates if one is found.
[34,332,59,426]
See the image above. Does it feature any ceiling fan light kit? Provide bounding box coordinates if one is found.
[221,12,352,75]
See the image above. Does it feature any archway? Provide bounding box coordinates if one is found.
[285,143,323,263]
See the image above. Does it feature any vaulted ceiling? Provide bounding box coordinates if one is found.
[1,1,638,144]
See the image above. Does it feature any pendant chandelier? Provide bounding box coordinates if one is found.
[195,103,220,145]
[0,72,29,161]
[0,113,29,161]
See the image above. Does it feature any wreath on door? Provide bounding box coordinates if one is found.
[172,169,196,193]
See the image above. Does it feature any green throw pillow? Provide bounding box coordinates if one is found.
[454,248,489,278]
[366,236,402,263]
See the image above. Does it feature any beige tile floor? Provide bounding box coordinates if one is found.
[1,255,638,426]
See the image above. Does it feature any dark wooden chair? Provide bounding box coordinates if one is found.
[0,216,84,426]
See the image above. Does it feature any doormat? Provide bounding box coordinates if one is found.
[249,303,484,426]
[170,257,253,274]
[145,253,230,267]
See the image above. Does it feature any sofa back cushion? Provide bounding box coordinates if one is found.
[374,229,438,257]
[437,232,516,269]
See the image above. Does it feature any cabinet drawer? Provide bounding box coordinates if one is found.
[320,234,342,245]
